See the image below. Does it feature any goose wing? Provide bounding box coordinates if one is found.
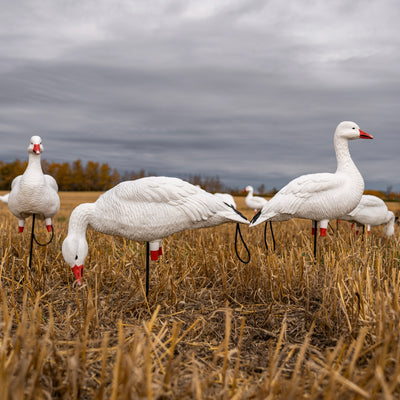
[113,177,233,223]
[10,175,22,190]
[347,195,384,217]
[44,174,59,192]
[270,172,343,215]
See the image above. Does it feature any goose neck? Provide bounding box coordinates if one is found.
[25,153,42,171]
[68,203,95,236]
[20,153,45,186]
[387,211,395,225]
[334,136,356,173]
[385,212,395,236]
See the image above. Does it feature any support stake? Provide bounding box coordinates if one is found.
[28,214,36,270]
[146,241,150,297]
[313,220,318,258]
[28,213,54,270]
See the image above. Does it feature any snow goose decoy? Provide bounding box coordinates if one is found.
[7,136,60,233]
[62,176,249,289]
[244,185,267,212]
[339,195,395,237]
[250,121,373,255]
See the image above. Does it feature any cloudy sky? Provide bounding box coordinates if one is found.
[0,0,399,191]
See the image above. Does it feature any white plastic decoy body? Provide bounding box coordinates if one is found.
[250,121,373,237]
[339,195,395,237]
[244,185,267,212]
[7,136,60,232]
[62,176,249,284]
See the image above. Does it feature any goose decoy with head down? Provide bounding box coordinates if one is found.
[62,176,249,286]
[339,194,395,237]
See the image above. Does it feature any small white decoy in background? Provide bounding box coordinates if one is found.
[62,176,249,287]
[244,185,267,212]
[339,195,396,237]
[214,192,237,208]
[250,121,373,255]
[7,136,60,232]
[0,193,9,203]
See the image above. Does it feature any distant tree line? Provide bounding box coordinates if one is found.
[0,159,124,191]
[1,159,398,200]
[0,159,232,193]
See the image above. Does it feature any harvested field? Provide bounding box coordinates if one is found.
[0,191,399,399]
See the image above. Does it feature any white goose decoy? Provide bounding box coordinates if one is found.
[0,194,9,203]
[250,121,373,252]
[7,136,60,232]
[214,192,237,208]
[62,176,249,285]
[339,195,395,237]
[244,185,267,212]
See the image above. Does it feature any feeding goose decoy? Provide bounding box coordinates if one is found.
[62,176,249,290]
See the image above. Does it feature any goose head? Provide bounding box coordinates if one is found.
[28,136,43,155]
[244,185,253,193]
[335,121,373,141]
[62,234,88,285]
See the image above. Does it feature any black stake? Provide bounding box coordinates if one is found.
[28,213,54,270]
[28,214,36,270]
[234,223,251,263]
[146,241,150,297]
[313,220,318,258]
[263,221,276,252]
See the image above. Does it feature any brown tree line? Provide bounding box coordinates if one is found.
[0,159,127,191]
[1,159,398,198]
[0,159,228,192]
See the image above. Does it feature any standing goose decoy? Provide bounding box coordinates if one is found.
[62,176,249,288]
[339,195,396,237]
[244,185,267,212]
[7,136,60,233]
[250,121,373,256]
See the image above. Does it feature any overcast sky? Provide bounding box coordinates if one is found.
[0,0,399,192]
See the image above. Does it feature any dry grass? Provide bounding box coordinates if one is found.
[0,191,400,399]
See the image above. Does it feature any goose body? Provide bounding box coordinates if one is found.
[244,186,267,212]
[62,176,249,284]
[7,136,60,232]
[339,195,395,236]
[250,121,373,238]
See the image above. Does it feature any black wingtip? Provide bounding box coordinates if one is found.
[251,211,261,224]
[224,202,248,221]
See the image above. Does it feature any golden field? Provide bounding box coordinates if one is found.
[0,191,399,399]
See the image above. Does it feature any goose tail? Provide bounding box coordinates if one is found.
[222,202,249,224]
[0,194,9,204]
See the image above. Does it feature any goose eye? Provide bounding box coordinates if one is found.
[352,127,355,130]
